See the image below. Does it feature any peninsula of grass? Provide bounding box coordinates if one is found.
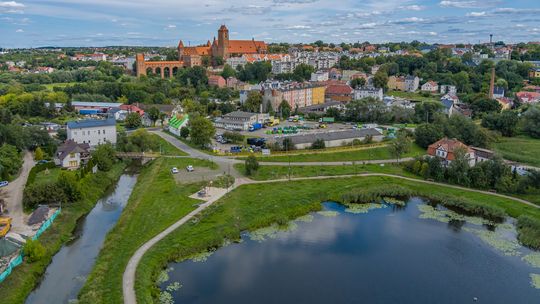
[234,163,417,181]
[0,163,126,304]
[491,135,540,167]
[78,157,217,304]
[133,175,540,303]
[252,143,424,162]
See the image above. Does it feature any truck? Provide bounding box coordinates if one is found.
[249,123,263,132]
[0,217,12,237]
[319,117,335,123]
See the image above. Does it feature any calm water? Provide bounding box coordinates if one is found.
[161,199,540,304]
[26,174,138,304]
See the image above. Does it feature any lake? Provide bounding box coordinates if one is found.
[26,174,138,304]
[160,198,540,304]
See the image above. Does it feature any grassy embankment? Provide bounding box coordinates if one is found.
[491,135,540,167]
[0,163,126,304]
[133,175,540,302]
[78,157,216,304]
[234,163,418,181]
[252,143,424,162]
[43,82,77,91]
[150,134,188,156]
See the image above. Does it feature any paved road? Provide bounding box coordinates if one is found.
[3,151,35,235]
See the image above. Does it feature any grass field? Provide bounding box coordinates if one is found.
[0,163,126,304]
[387,90,441,103]
[78,157,216,304]
[33,167,62,185]
[42,82,77,91]
[253,143,424,162]
[150,134,188,156]
[234,163,418,181]
[133,175,540,303]
[491,135,540,167]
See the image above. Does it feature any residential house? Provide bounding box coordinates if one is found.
[325,83,353,102]
[421,81,439,93]
[208,75,226,88]
[516,91,540,104]
[440,85,457,95]
[66,117,117,146]
[353,86,383,101]
[493,86,505,99]
[440,94,459,116]
[310,71,329,82]
[387,76,406,91]
[168,113,189,136]
[529,68,540,79]
[427,138,475,166]
[54,140,90,170]
[404,75,420,92]
[497,97,514,110]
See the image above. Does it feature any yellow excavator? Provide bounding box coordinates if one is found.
[0,217,12,237]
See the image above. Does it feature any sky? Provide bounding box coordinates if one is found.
[0,0,539,48]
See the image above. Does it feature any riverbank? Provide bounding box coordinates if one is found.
[134,175,540,302]
[0,163,126,304]
[78,157,217,304]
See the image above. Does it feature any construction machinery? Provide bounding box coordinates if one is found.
[0,217,12,237]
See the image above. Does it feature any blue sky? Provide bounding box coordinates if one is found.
[0,0,539,48]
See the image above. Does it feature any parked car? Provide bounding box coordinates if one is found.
[37,160,49,165]
[186,165,194,172]
[171,167,179,174]
[0,181,8,188]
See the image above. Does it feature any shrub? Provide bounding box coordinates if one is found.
[23,239,46,263]
[91,143,116,171]
[245,155,259,176]
[56,171,82,203]
[180,126,190,139]
[311,139,325,149]
[222,131,244,144]
[23,181,66,209]
[34,147,44,161]
[516,215,540,249]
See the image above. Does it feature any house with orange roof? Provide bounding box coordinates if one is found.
[421,80,439,93]
[427,138,475,166]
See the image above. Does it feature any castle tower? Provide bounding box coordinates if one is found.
[177,40,184,60]
[136,53,146,77]
[218,24,229,59]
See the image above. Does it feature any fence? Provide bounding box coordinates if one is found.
[0,208,61,283]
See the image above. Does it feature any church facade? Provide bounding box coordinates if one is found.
[136,25,267,77]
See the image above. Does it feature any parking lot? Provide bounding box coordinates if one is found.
[212,120,363,153]
[171,166,224,184]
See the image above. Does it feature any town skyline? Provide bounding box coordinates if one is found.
[1,0,540,48]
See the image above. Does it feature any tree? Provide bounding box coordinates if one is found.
[91,143,116,171]
[311,139,325,149]
[373,70,388,90]
[243,91,262,112]
[56,171,81,203]
[292,63,315,81]
[278,100,291,119]
[180,126,190,138]
[447,147,471,186]
[523,105,540,138]
[481,110,519,137]
[23,182,66,209]
[350,78,366,89]
[414,123,443,148]
[245,155,259,176]
[221,64,236,79]
[188,115,215,147]
[125,112,142,129]
[147,107,160,126]
[34,147,44,161]
[0,144,22,180]
[388,132,411,162]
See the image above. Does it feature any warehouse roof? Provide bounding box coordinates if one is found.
[276,128,382,145]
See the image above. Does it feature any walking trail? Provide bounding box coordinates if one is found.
[123,131,539,304]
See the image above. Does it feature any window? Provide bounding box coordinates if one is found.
[98,130,101,135]
[69,153,75,158]
[103,129,106,134]
[69,160,78,167]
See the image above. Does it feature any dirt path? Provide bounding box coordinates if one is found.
[3,151,35,235]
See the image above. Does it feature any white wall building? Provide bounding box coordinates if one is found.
[353,87,383,101]
[310,71,329,82]
[67,117,117,146]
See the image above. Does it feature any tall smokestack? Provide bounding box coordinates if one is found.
[489,66,495,99]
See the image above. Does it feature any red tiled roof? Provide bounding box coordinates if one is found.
[325,84,353,95]
[427,137,472,161]
[228,40,267,54]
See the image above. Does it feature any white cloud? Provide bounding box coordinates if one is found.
[399,5,425,11]
[0,0,24,13]
[439,1,496,8]
[15,28,23,32]
[0,1,24,8]
[466,11,486,17]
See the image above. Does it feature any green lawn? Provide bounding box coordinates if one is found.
[43,82,77,91]
[150,134,188,156]
[387,90,440,102]
[491,135,540,167]
[254,143,424,162]
[0,163,126,304]
[33,167,62,185]
[133,175,540,303]
[78,157,216,304]
[235,163,418,181]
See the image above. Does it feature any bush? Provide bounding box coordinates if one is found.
[430,195,506,222]
[180,126,190,139]
[341,185,416,204]
[91,143,116,171]
[222,131,244,144]
[516,215,540,249]
[56,171,82,203]
[23,239,46,263]
[34,147,44,161]
[311,139,325,149]
[245,155,259,176]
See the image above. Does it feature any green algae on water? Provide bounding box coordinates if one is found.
[383,197,405,206]
[157,267,173,284]
[295,214,314,223]
[317,210,339,217]
[530,273,540,289]
[523,253,540,268]
[345,203,385,214]
[417,204,494,226]
[166,281,182,292]
[159,291,174,304]
[463,227,521,256]
[190,250,214,262]
[249,224,282,242]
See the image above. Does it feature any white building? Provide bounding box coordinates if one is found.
[353,87,383,101]
[214,111,269,131]
[310,71,329,82]
[67,117,117,146]
[54,140,90,170]
[440,85,457,95]
[421,81,439,93]
[404,75,420,92]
